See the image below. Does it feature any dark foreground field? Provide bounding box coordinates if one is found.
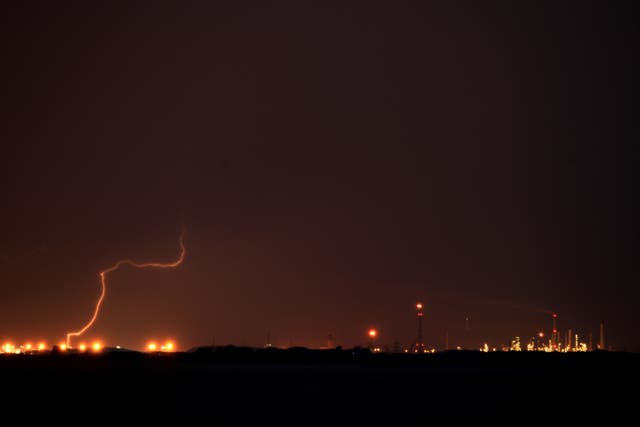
[1,349,636,420]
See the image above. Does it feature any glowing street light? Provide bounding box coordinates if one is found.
[368,329,378,338]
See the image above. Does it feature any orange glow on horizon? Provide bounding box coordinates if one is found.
[25,343,32,351]
[65,228,186,347]
[92,342,102,352]
[147,342,157,351]
[164,341,174,351]
[79,343,87,352]
[59,343,67,351]
[37,342,46,351]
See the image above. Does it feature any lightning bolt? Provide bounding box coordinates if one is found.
[66,229,186,348]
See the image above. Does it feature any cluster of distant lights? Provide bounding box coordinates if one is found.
[479,342,589,353]
[146,341,174,352]
[0,340,176,354]
[479,332,590,353]
[367,304,596,354]
[0,341,106,354]
[1,342,47,354]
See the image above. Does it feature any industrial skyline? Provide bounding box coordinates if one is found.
[0,300,614,353]
[0,2,636,352]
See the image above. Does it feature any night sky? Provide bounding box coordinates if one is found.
[1,2,636,351]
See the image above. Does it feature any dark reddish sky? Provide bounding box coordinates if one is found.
[0,2,636,351]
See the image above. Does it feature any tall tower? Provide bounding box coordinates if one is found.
[415,302,425,352]
[552,313,558,349]
[327,333,335,349]
[464,316,471,349]
[599,320,605,350]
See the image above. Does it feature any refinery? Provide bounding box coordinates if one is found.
[0,303,610,355]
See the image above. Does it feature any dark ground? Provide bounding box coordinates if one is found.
[1,349,636,421]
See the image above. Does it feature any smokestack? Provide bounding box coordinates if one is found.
[552,313,558,349]
[567,328,572,350]
[415,303,425,352]
[599,320,605,350]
